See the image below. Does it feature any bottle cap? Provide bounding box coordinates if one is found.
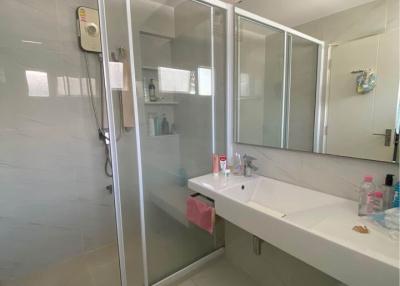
[385,174,394,186]
[364,176,373,182]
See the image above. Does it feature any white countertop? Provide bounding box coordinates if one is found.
[188,173,400,286]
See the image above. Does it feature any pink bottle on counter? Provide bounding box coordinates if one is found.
[212,154,219,175]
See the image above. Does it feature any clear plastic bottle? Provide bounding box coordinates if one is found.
[392,181,400,208]
[372,191,384,212]
[358,175,376,216]
[232,152,242,175]
[154,114,162,136]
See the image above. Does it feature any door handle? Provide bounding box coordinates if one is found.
[393,131,399,162]
[372,129,392,147]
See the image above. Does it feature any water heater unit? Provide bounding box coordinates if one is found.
[77,7,102,53]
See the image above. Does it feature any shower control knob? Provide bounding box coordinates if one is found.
[86,23,99,37]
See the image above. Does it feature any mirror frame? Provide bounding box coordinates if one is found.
[233,7,399,164]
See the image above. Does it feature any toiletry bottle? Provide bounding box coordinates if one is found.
[154,114,162,136]
[392,181,400,208]
[219,154,227,174]
[148,113,156,137]
[372,191,384,212]
[358,176,376,216]
[149,79,157,102]
[382,174,394,210]
[232,152,242,175]
[170,123,176,135]
[212,154,219,175]
[144,77,149,101]
[161,114,169,135]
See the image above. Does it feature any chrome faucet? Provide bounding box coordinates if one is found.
[243,154,258,177]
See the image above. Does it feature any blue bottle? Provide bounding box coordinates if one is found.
[154,114,162,136]
[393,182,400,208]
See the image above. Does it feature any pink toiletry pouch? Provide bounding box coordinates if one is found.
[186,195,215,234]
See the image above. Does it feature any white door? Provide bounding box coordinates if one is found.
[326,31,398,162]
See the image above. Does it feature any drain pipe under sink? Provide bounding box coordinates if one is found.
[252,235,263,255]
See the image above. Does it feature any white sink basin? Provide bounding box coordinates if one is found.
[220,176,346,218]
[188,173,400,286]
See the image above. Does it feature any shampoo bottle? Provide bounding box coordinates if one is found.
[149,79,157,102]
[161,114,170,135]
[148,113,156,136]
[154,114,162,136]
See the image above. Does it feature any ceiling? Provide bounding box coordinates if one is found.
[234,0,378,27]
[150,0,380,27]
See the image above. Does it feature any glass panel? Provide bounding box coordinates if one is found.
[0,1,121,286]
[236,16,285,147]
[102,0,145,285]
[287,36,318,152]
[131,0,226,283]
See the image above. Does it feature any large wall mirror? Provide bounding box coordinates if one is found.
[234,0,399,163]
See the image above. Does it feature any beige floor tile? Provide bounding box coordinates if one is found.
[170,256,261,286]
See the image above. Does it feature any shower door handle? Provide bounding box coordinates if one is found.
[372,129,392,146]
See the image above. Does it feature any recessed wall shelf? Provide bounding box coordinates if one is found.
[142,66,158,71]
[144,101,179,105]
[146,134,179,139]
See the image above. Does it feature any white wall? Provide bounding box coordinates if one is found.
[0,0,119,282]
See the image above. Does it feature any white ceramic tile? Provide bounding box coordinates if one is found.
[0,0,120,281]
[235,143,398,201]
[169,256,261,286]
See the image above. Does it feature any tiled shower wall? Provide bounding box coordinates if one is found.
[0,0,119,282]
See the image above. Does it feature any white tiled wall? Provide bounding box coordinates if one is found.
[0,0,119,282]
[234,144,398,201]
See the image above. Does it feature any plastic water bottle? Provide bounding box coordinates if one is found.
[358,176,376,216]
[392,182,400,208]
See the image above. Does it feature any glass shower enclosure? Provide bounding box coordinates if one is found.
[128,0,227,284]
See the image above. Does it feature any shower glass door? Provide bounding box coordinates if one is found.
[129,0,226,283]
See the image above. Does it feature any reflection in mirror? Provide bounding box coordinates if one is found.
[26,71,49,97]
[287,36,318,152]
[236,17,285,148]
[235,0,399,163]
[325,29,399,162]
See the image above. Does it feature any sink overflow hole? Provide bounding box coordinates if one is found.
[241,185,245,190]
